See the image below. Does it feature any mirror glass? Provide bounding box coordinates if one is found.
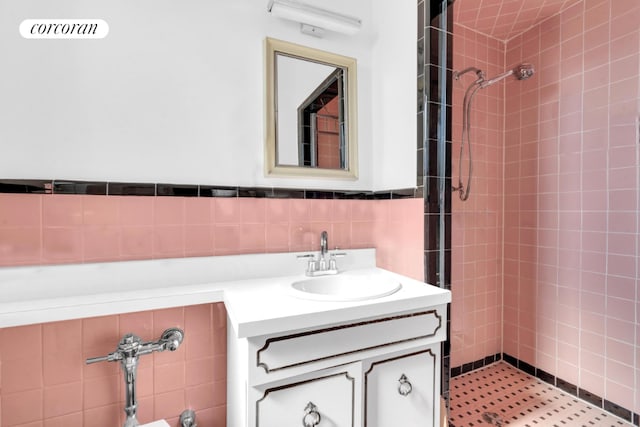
[265,38,358,179]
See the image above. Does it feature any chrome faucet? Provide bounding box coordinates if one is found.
[86,328,185,427]
[320,230,328,257]
[298,231,346,276]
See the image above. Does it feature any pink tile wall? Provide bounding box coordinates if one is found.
[503,0,640,413]
[0,194,424,425]
[0,195,423,278]
[451,23,505,367]
[0,303,227,427]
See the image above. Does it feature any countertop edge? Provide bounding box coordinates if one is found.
[0,251,451,334]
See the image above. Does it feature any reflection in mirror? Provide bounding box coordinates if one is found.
[265,38,358,179]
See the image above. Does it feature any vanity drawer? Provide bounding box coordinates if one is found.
[255,308,444,374]
[256,371,355,427]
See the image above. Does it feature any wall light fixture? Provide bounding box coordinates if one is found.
[267,0,362,37]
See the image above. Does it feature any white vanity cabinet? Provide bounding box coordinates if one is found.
[228,304,447,427]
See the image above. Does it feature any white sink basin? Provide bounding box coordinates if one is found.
[289,272,402,302]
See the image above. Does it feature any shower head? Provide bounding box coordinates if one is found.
[479,63,535,88]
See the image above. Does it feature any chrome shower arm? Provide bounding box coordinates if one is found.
[453,66,485,80]
[480,69,514,88]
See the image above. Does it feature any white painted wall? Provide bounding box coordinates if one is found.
[371,0,417,191]
[0,0,416,191]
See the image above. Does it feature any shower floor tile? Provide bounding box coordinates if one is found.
[449,362,633,427]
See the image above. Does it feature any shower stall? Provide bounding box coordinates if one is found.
[446,0,640,422]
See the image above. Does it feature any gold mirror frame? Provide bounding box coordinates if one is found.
[265,37,358,180]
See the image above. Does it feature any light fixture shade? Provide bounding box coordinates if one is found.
[267,0,362,35]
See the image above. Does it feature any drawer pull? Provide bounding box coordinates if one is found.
[398,374,412,396]
[303,401,321,427]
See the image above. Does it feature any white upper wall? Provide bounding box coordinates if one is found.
[0,0,415,192]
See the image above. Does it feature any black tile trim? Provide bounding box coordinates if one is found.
[0,179,419,200]
[108,182,156,196]
[450,365,461,378]
[579,388,603,408]
[451,353,501,378]
[556,377,577,396]
[53,180,107,195]
[535,368,555,385]
[0,180,52,194]
[518,359,536,376]
[157,184,198,197]
[503,353,518,367]
[604,399,632,421]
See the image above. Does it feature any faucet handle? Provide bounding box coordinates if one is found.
[328,255,337,271]
[330,251,347,257]
[85,351,121,364]
[297,254,318,274]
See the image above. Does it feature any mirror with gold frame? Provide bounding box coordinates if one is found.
[265,37,358,179]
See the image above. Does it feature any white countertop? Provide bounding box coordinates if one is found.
[0,249,451,338]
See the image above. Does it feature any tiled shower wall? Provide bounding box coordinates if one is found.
[0,194,424,426]
[451,24,505,368]
[502,0,640,415]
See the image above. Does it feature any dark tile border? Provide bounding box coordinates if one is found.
[535,368,555,385]
[53,180,107,195]
[604,399,632,421]
[0,179,419,200]
[556,377,577,396]
[579,388,603,408]
[0,180,52,194]
[451,353,501,379]
[453,353,639,425]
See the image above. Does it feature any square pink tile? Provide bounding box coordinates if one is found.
[185,225,214,257]
[154,197,185,226]
[238,198,265,224]
[0,194,42,227]
[118,196,154,226]
[43,320,82,386]
[83,225,120,262]
[82,195,119,226]
[265,223,289,252]
[44,382,82,418]
[43,195,82,227]
[120,226,153,260]
[42,227,83,263]
[185,197,211,225]
[0,226,42,265]
[265,198,290,223]
[152,226,185,259]
[153,361,186,394]
[2,389,43,426]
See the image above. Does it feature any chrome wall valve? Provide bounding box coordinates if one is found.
[86,328,185,427]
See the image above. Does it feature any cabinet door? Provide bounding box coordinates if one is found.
[256,371,355,427]
[365,348,438,427]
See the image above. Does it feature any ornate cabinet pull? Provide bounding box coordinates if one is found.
[398,374,413,396]
[303,401,321,427]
